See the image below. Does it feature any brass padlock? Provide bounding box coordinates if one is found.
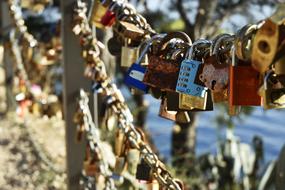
[260,70,285,109]
[274,55,285,75]
[178,93,207,110]
[167,91,213,111]
[251,19,284,73]
[114,156,127,175]
[121,39,139,67]
[114,21,145,41]
[90,0,109,28]
[126,148,140,175]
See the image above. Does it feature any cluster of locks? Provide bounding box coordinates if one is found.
[87,0,285,124]
[72,0,285,189]
[73,1,187,189]
[5,0,62,118]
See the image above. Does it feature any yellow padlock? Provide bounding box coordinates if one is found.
[90,0,108,28]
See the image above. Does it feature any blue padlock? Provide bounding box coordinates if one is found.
[124,34,166,93]
[176,40,210,97]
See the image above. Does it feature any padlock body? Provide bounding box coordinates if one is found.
[275,56,285,75]
[100,10,115,26]
[229,65,261,106]
[159,98,177,121]
[124,63,148,92]
[91,1,108,28]
[114,156,127,175]
[121,46,139,67]
[264,87,285,109]
[143,55,180,92]
[179,93,207,110]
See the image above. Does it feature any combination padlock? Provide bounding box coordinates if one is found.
[176,40,209,97]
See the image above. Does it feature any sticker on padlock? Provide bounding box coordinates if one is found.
[124,63,148,92]
[176,59,207,97]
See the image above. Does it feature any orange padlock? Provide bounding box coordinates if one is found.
[229,47,261,107]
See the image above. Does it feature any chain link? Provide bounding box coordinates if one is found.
[77,89,117,190]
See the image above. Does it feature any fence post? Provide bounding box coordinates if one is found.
[0,1,11,115]
[61,0,92,189]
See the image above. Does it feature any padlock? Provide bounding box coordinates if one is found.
[260,70,285,109]
[126,148,140,175]
[143,32,191,92]
[199,56,228,92]
[158,97,176,121]
[274,56,285,75]
[167,91,213,111]
[124,36,162,92]
[114,20,145,41]
[136,158,152,181]
[251,18,285,73]
[90,0,109,28]
[121,39,139,67]
[178,92,207,110]
[100,1,116,27]
[114,129,125,156]
[114,156,127,175]
[176,40,209,97]
[229,46,261,107]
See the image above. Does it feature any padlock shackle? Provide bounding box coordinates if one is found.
[231,45,236,66]
[212,34,235,56]
[135,34,166,64]
[210,33,232,55]
[264,70,274,90]
[187,39,211,60]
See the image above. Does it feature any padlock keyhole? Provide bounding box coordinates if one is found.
[258,40,270,54]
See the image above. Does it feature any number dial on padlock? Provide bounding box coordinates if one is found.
[176,59,207,97]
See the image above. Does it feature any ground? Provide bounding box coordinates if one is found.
[0,112,66,190]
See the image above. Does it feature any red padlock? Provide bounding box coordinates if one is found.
[229,47,261,106]
[100,2,116,26]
